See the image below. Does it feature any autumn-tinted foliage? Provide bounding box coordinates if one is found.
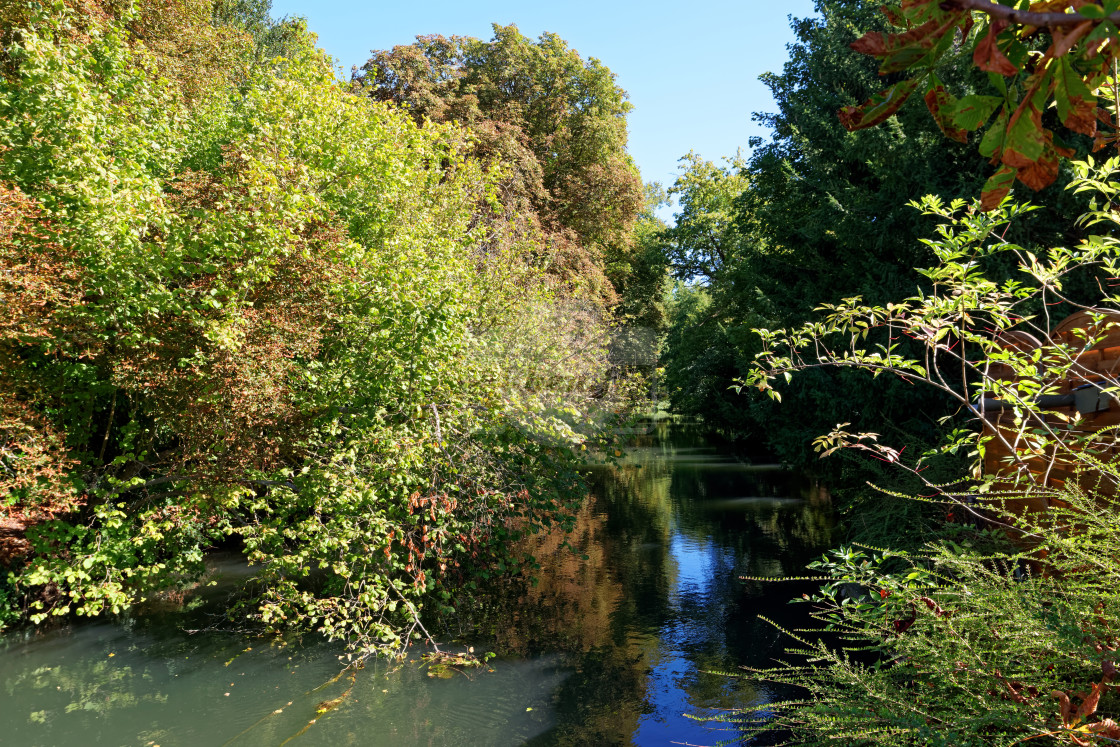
[356,25,644,306]
[842,0,1120,208]
[0,1,621,651]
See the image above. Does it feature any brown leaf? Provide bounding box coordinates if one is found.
[1047,20,1094,59]
[1086,718,1120,738]
[924,85,968,143]
[851,31,888,57]
[1016,147,1060,191]
[1054,689,1074,726]
[980,166,1017,211]
[974,20,1019,76]
[880,5,903,26]
[1076,682,1105,722]
[838,78,921,131]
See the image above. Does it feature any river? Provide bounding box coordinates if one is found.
[0,418,832,746]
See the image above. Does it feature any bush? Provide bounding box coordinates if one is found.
[736,159,1120,744]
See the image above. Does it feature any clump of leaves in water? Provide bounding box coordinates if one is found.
[730,161,1120,744]
[420,648,493,679]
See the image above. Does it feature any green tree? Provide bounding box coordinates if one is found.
[661,0,1089,473]
[0,2,620,655]
[355,25,644,306]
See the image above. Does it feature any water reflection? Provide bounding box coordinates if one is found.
[0,419,831,746]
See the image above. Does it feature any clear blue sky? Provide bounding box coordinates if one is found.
[271,0,818,201]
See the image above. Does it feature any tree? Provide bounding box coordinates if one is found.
[0,2,622,655]
[355,25,644,306]
[660,0,1093,472]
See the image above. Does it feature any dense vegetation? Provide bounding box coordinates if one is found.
[0,0,651,654]
[653,1,1120,743]
[11,0,1120,742]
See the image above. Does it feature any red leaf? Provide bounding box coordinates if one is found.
[839,78,921,131]
[851,16,963,74]
[974,20,1019,76]
[980,166,1017,211]
[924,82,968,143]
[919,595,949,617]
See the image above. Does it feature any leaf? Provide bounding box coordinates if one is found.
[952,94,1002,131]
[839,77,922,131]
[1054,56,1098,136]
[924,76,968,142]
[851,31,889,57]
[1016,145,1057,188]
[1084,19,1119,57]
[1048,19,1094,57]
[851,16,962,75]
[901,0,960,24]
[978,106,1009,158]
[974,20,1019,76]
[880,4,904,26]
[981,165,1017,211]
[1002,102,1046,167]
[1076,682,1105,722]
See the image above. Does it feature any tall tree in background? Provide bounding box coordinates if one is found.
[355,25,644,307]
[662,0,1088,472]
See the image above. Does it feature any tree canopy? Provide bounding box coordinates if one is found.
[355,25,644,306]
[0,0,634,653]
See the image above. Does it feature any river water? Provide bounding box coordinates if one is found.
[0,419,832,746]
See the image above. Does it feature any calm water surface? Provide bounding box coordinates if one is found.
[0,420,832,746]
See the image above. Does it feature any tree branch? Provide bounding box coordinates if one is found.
[943,0,1120,28]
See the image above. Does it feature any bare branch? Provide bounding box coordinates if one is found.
[943,0,1120,28]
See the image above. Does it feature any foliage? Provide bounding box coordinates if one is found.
[736,160,1120,743]
[734,530,1120,746]
[355,24,645,307]
[0,2,622,653]
[660,0,1090,477]
[841,0,1120,208]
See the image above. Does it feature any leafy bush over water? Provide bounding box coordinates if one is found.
[736,163,1120,744]
[0,2,633,654]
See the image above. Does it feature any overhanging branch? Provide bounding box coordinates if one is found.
[942,0,1120,27]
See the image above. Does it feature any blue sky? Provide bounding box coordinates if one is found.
[271,0,818,202]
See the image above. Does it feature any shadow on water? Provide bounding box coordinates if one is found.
[0,418,832,746]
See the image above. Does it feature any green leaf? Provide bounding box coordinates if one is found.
[952,95,1003,131]
[1005,105,1046,162]
[978,107,1009,158]
[924,75,967,143]
[1053,56,1097,136]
